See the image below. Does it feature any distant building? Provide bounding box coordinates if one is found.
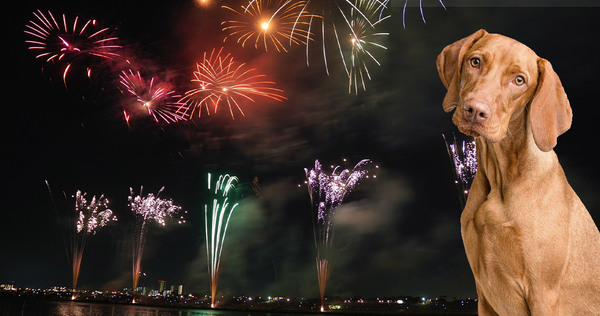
[177,285,183,295]
[158,280,166,293]
[135,286,146,295]
[1,284,14,290]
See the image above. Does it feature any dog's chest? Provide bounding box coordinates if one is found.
[462,194,529,308]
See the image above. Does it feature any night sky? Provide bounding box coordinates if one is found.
[3,0,600,300]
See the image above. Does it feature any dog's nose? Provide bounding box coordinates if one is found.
[464,100,491,123]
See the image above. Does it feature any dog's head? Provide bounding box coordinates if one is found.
[436,29,572,151]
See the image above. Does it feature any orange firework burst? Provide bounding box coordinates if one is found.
[180,48,286,119]
[221,0,314,52]
[24,10,121,86]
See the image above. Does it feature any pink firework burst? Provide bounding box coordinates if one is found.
[180,47,286,120]
[119,69,189,125]
[24,10,121,85]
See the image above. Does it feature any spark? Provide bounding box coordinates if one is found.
[222,0,314,53]
[129,186,185,296]
[180,47,286,120]
[24,10,121,86]
[204,173,240,308]
[123,111,131,127]
[304,158,376,311]
[443,132,477,209]
[119,69,190,125]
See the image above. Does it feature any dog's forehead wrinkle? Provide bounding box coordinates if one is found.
[472,35,536,65]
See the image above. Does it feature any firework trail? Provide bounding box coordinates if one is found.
[24,10,121,86]
[344,1,389,93]
[119,69,190,125]
[180,47,286,120]
[304,158,376,311]
[401,0,446,28]
[443,132,477,209]
[129,186,185,299]
[251,176,263,198]
[204,173,240,308]
[222,0,314,53]
[45,181,70,265]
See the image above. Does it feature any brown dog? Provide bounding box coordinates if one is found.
[437,29,600,315]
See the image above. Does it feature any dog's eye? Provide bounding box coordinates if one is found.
[469,57,480,68]
[514,75,525,86]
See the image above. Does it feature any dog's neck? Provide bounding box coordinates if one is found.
[475,105,558,191]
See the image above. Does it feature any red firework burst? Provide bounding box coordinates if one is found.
[24,10,121,85]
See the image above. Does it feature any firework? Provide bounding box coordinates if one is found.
[119,69,190,125]
[24,10,121,86]
[180,47,286,119]
[443,132,477,209]
[129,186,185,297]
[74,191,116,235]
[43,187,118,298]
[401,0,446,28]
[204,173,240,308]
[222,0,314,53]
[269,0,389,76]
[304,158,376,311]
[344,1,389,93]
[70,191,116,296]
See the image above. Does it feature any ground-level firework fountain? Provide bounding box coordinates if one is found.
[46,182,117,300]
[70,191,116,299]
[442,132,477,209]
[204,173,240,308]
[304,159,376,311]
[71,190,117,300]
[129,186,185,302]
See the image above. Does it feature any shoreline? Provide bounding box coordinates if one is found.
[0,291,477,316]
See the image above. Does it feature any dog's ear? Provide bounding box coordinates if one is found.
[437,29,488,112]
[530,58,572,152]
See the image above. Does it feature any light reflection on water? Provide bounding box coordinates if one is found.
[1,299,310,316]
[53,301,231,316]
